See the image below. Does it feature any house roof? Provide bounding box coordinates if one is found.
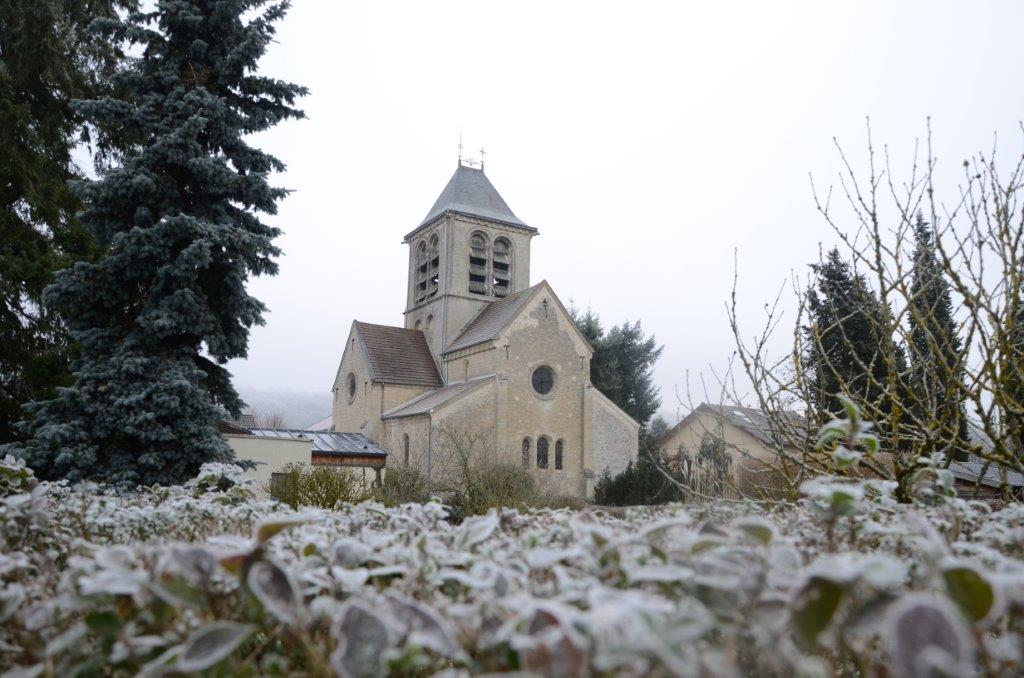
[382,375,494,419]
[354,322,442,387]
[305,414,333,431]
[414,164,533,232]
[658,403,807,449]
[949,460,1024,489]
[247,428,387,458]
[443,284,540,354]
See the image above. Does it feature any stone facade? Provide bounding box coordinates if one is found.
[330,162,639,498]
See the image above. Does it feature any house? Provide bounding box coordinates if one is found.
[329,161,639,497]
[654,403,807,498]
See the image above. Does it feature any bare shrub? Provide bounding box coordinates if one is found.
[725,123,1024,501]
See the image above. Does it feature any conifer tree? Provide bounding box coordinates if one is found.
[804,249,905,431]
[9,0,306,485]
[0,0,133,444]
[570,308,663,426]
[906,214,969,459]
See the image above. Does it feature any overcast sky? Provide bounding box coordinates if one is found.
[227,0,1024,423]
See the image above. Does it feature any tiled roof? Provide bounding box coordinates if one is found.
[382,376,494,419]
[659,403,807,449]
[949,460,1024,489]
[701,404,807,447]
[416,164,532,231]
[443,284,539,354]
[305,415,333,431]
[355,322,442,387]
[247,428,386,458]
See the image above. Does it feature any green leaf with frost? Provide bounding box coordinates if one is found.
[792,576,844,648]
[943,566,994,622]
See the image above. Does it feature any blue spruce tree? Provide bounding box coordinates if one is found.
[8,0,306,485]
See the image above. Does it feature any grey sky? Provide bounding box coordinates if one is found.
[228,0,1024,423]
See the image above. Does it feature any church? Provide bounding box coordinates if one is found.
[330,161,638,497]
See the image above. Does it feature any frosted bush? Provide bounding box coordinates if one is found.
[1,455,1023,675]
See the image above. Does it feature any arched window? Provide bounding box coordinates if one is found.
[492,238,511,298]
[468,232,488,295]
[347,372,357,403]
[403,434,410,466]
[537,437,549,469]
[415,240,429,303]
[522,438,531,467]
[427,234,440,298]
[555,440,564,470]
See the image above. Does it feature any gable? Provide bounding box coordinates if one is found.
[443,281,593,357]
[332,322,443,391]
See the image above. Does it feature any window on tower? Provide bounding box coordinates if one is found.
[468,232,489,296]
[415,240,429,303]
[492,238,511,298]
[427,234,440,298]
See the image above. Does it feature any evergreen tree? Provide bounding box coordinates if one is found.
[0,0,133,444]
[570,307,663,426]
[907,214,969,459]
[804,249,905,431]
[8,0,306,485]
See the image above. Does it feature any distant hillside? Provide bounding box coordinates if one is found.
[237,388,331,429]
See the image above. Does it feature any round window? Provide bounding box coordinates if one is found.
[347,372,357,401]
[531,365,555,395]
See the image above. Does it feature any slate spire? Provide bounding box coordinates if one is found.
[418,163,529,229]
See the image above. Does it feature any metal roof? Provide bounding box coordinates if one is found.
[443,284,540,355]
[247,428,386,457]
[355,322,443,387]
[416,164,532,231]
[382,376,494,419]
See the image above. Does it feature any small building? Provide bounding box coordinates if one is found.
[221,423,386,493]
[655,403,807,499]
[949,457,1024,500]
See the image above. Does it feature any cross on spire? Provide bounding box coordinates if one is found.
[479,147,486,172]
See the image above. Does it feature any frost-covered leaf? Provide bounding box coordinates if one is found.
[455,510,499,550]
[176,622,254,672]
[254,515,306,544]
[386,595,461,657]
[887,594,972,678]
[247,559,302,624]
[331,601,392,678]
[792,576,844,648]
[735,517,775,545]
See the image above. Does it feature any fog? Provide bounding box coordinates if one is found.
[227,0,1024,424]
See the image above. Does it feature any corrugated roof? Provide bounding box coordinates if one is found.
[382,376,494,419]
[247,428,386,457]
[443,284,540,354]
[416,164,532,230]
[355,322,442,387]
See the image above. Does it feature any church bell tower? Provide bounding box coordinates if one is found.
[403,161,537,359]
